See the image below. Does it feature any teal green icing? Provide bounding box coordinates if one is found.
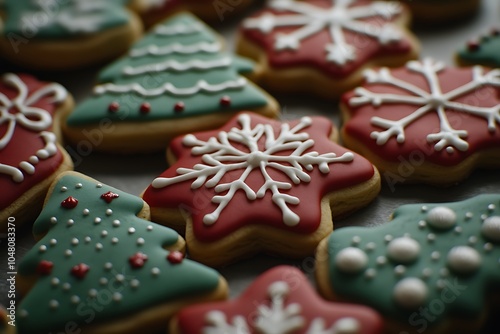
[326,194,500,327]
[17,173,221,334]
[66,13,269,126]
[4,0,130,39]
[458,34,500,67]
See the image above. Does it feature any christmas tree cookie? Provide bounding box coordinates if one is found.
[341,58,500,187]
[0,73,73,233]
[457,28,500,68]
[63,12,279,153]
[237,0,420,98]
[142,112,380,267]
[171,266,384,334]
[16,171,227,334]
[137,0,256,27]
[316,194,500,334]
[0,0,143,70]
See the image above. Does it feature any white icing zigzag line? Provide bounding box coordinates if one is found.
[123,57,232,76]
[154,22,204,36]
[129,41,221,58]
[94,78,247,97]
[349,58,500,153]
[243,0,402,65]
[152,114,354,226]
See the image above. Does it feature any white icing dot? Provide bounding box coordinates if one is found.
[29,155,38,164]
[51,278,60,286]
[484,243,493,252]
[431,251,440,261]
[427,233,436,242]
[106,209,113,216]
[61,186,68,192]
[418,220,427,229]
[421,206,428,212]
[101,230,108,237]
[65,250,72,257]
[95,243,103,251]
[387,237,421,263]
[351,236,361,246]
[104,263,113,270]
[71,296,80,304]
[67,219,74,227]
[111,237,119,244]
[96,183,103,188]
[393,277,428,309]
[384,234,393,243]
[151,267,160,276]
[439,268,449,277]
[116,274,125,282]
[465,212,473,219]
[39,245,47,253]
[62,283,71,291]
[84,236,91,243]
[446,147,454,154]
[130,279,140,289]
[113,220,121,227]
[447,246,481,274]
[421,268,432,279]
[335,247,368,274]
[436,279,446,290]
[482,216,500,242]
[454,226,463,234]
[333,317,361,334]
[468,236,478,245]
[50,239,57,246]
[488,204,496,211]
[83,209,90,216]
[76,183,83,189]
[113,292,122,302]
[394,265,406,276]
[99,278,108,286]
[89,289,97,298]
[376,256,387,266]
[365,268,376,279]
[128,227,136,234]
[71,238,79,246]
[147,225,153,231]
[49,300,59,309]
[50,217,58,224]
[426,207,456,230]
[365,242,376,251]
[137,238,145,246]
[94,217,102,224]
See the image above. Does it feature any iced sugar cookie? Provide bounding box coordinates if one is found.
[341,58,500,187]
[237,0,419,98]
[138,0,256,27]
[63,13,279,153]
[0,0,143,70]
[316,194,500,334]
[142,112,380,267]
[0,73,73,233]
[171,265,384,334]
[457,28,500,68]
[16,171,227,334]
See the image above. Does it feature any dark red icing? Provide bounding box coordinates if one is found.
[142,112,375,242]
[129,252,148,268]
[61,196,78,209]
[140,102,151,114]
[167,251,184,264]
[175,266,384,334]
[240,0,414,79]
[0,74,64,209]
[108,102,120,113]
[100,191,119,203]
[467,40,480,51]
[174,102,185,113]
[36,260,53,276]
[342,64,500,166]
[220,96,231,107]
[70,263,89,279]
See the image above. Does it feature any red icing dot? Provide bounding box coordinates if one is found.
[167,251,184,264]
[61,196,78,209]
[37,260,54,275]
[140,102,151,114]
[174,102,185,113]
[71,263,90,279]
[129,252,148,268]
[219,96,231,107]
[108,102,120,113]
[467,40,480,51]
[101,191,119,203]
[492,28,500,36]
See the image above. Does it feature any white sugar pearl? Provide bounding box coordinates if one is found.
[426,207,456,230]
[447,246,481,274]
[335,247,368,274]
[482,216,500,242]
[393,277,428,309]
[387,237,421,263]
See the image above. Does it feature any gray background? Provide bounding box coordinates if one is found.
[1,0,500,332]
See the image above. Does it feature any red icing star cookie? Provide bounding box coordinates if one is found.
[237,0,420,98]
[341,58,500,187]
[0,73,73,232]
[171,265,384,334]
[142,112,380,266]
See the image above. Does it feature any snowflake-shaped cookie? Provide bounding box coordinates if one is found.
[173,266,383,334]
[316,194,500,333]
[142,112,379,266]
[341,58,500,185]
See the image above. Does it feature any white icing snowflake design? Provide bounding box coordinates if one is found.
[203,281,361,334]
[349,58,500,153]
[243,0,402,65]
[152,114,354,226]
[0,73,66,182]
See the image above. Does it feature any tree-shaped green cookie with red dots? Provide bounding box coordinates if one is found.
[16,171,227,334]
[316,194,500,334]
[457,27,500,68]
[63,12,279,154]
